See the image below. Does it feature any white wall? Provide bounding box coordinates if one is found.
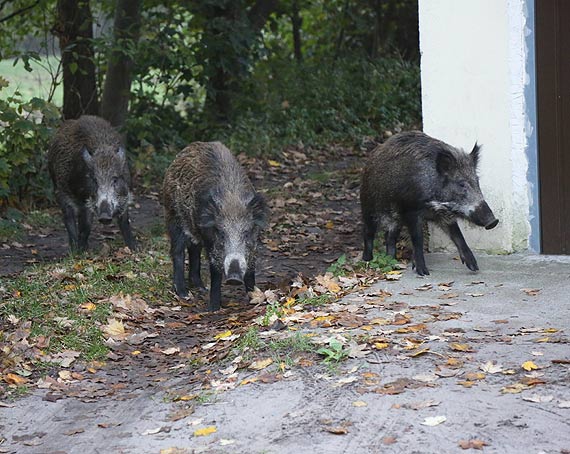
[419,0,532,253]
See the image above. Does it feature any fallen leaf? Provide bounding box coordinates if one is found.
[521,288,541,296]
[194,426,217,437]
[459,439,488,450]
[352,401,367,407]
[249,358,273,370]
[522,361,539,371]
[103,318,127,339]
[325,426,348,435]
[480,361,503,374]
[3,373,28,386]
[161,347,180,356]
[449,343,473,352]
[374,342,389,350]
[421,416,446,426]
[214,330,233,340]
[404,399,440,410]
[522,394,553,403]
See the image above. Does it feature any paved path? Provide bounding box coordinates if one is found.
[3,253,570,454]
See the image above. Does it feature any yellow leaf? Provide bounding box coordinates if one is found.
[352,400,367,407]
[370,318,390,325]
[543,328,558,333]
[268,159,281,167]
[501,383,527,394]
[409,348,430,357]
[131,350,141,356]
[174,394,198,402]
[214,330,232,340]
[522,360,539,371]
[374,342,389,350]
[449,343,472,352]
[194,426,217,437]
[4,373,28,386]
[249,358,273,370]
[80,302,96,311]
[240,377,259,386]
[360,325,373,331]
[284,297,296,307]
[325,221,334,230]
[63,284,76,291]
[534,337,550,343]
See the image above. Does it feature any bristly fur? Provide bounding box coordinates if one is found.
[360,130,497,276]
[48,115,135,251]
[162,141,268,309]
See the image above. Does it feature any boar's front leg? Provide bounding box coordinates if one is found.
[57,193,79,252]
[118,211,137,250]
[362,212,377,262]
[244,262,256,293]
[188,242,206,290]
[443,221,479,271]
[77,206,93,252]
[403,210,429,276]
[385,226,400,259]
[168,222,188,298]
[208,263,223,312]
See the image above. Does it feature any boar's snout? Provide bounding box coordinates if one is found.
[98,200,113,225]
[470,201,498,230]
[225,257,245,285]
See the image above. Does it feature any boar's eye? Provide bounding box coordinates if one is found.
[458,181,467,189]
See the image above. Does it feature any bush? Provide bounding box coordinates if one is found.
[217,56,421,154]
[0,76,60,209]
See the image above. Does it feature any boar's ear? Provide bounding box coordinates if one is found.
[470,142,481,167]
[81,147,93,166]
[248,193,268,228]
[436,148,455,175]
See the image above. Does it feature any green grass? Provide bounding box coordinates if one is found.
[0,57,62,103]
[0,236,172,362]
[0,208,61,242]
[327,251,399,277]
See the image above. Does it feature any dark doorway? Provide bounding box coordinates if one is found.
[535,0,570,254]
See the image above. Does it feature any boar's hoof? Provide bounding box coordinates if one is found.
[413,263,430,276]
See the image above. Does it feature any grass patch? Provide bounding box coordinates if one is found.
[0,240,172,362]
[328,251,399,277]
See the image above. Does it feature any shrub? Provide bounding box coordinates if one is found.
[0,76,60,210]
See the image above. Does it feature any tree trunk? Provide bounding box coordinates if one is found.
[202,0,279,124]
[100,0,142,128]
[291,0,302,62]
[55,0,98,119]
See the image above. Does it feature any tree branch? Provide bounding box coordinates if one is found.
[0,0,40,24]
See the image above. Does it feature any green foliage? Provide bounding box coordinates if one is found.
[327,254,348,277]
[0,77,60,208]
[356,251,399,273]
[317,338,348,363]
[219,57,421,154]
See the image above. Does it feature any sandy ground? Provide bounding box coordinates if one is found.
[3,252,570,454]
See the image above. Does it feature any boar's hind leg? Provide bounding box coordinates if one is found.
[403,211,429,276]
[443,221,479,271]
[362,213,377,261]
[77,207,93,252]
[208,263,223,312]
[187,243,206,290]
[167,222,188,298]
[385,226,400,259]
[118,212,137,250]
